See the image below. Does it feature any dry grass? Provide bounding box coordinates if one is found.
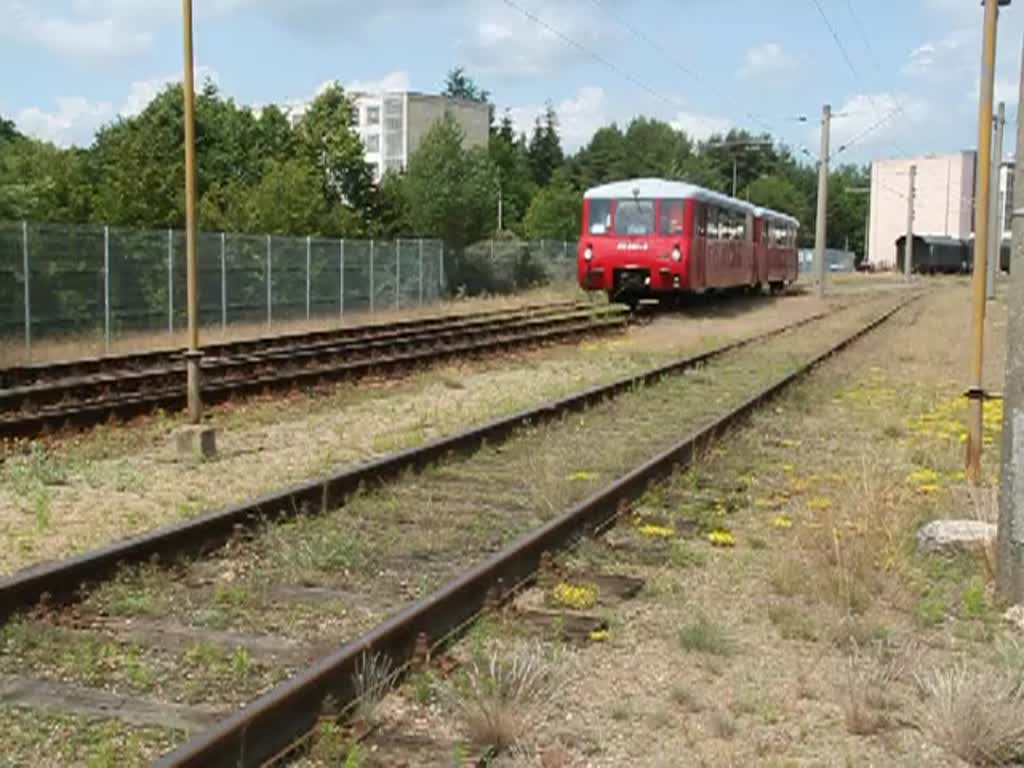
[841,637,914,735]
[915,664,1024,766]
[448,641,558,755]
[350,651,397,726]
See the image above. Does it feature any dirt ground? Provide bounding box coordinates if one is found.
[0,284,880,576]
[310,279,1023,768]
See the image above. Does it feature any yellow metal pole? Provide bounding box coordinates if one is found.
[182,0,202,424]
[967,0,1000,483]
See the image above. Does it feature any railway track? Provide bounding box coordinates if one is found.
[0,303,626,440]
[0,291,919,767]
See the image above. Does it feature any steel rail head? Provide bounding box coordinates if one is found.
[0,301,585,389]
[155,295,919,768]
[0,304,843,623]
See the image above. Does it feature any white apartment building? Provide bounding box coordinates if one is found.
[347,92,490,182]
[868,151,1014,269]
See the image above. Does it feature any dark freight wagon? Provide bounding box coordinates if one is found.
[895,235,972,275]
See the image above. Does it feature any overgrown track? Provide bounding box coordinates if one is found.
[0,293,919,767]
[0,303,625,440]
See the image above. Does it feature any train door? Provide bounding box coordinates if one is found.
[689,201,707,289]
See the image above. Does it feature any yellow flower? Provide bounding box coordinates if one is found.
[550,582,598,610]
[589,629,610,642]
[568,470,597,481]
[708,529,736,547]
[946,470,966,481]
[772,515,793,529]
[790,478,810,492]
[638,523,675,538]
[917,483,941,495]
[907,468,941,485]
[782,464,795,474]
[808,496,833,510]
[780,438,802,448]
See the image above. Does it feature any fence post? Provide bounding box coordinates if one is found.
[103,225,111,352]
[266,234,272,329]
[167,228,174,334]
[418,238,424,306]
[370,239,375,314]
[395,239,401,310]
[220,232,227,331]
[21,222,30,354]
[339,239,345,319]
[563,240,568,260]
[440,241,446,294]
[306,235,312,321]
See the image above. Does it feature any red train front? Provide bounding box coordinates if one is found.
[578,178,798,307]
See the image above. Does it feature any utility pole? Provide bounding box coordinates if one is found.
[966,0,1002,483]
[182,0,202,425]
[905,165,916,280]
[814,104,831,298]
[732,158,738,198]
[997,32,1024,605]
[989,102,1007,300]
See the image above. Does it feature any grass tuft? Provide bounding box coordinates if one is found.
[678,615,733,656]
[449,641,557,755]
[915,664,1024,766]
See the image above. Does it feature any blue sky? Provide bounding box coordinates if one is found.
[2,0,1022,165]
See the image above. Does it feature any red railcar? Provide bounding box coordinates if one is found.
[577,178,799,306]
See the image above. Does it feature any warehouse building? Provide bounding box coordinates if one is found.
[868,151,1014,270]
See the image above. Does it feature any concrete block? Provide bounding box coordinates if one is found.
[916,519,996,555]
[174,425,217,460]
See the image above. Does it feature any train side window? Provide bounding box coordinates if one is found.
[588,199,612,235]
[660,200,685,235]
[708,207,719,240]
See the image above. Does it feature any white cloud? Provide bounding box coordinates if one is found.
[2,0,154,59]
[507,86,733,150]
[670,111,733,142]
[459,0,610,78]
[122,66,220,117]
[16,97,114,146]
[737,43,798,81]
[507,86,610,150]
[348,71,412,94]
[904,27,974,78]
[817,93,931,152]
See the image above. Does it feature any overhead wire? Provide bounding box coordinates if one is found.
[498,0,709,130]
[585,0,818,159]
[809,0,909,160]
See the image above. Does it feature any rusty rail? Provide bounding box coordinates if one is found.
[153,295,915,768]
[0,302,847,623]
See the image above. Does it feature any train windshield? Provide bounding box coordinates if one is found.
[614,199,655,236]
[588,199,612,234]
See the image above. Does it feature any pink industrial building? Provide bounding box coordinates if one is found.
[868,151,1013,269]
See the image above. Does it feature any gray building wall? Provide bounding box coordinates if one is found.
[406,94,490,161]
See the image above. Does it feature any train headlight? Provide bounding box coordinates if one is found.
[584,246,593,262]
[671,247,681,262]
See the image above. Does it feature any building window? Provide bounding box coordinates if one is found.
[349,106,360,127]
[364,134,380,153]
[366,106,381,126]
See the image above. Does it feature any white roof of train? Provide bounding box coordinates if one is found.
[583,177,799,226]
[584,178,751,211]
[753,206,801,227]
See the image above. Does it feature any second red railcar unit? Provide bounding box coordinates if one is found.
[577,178,799,307]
